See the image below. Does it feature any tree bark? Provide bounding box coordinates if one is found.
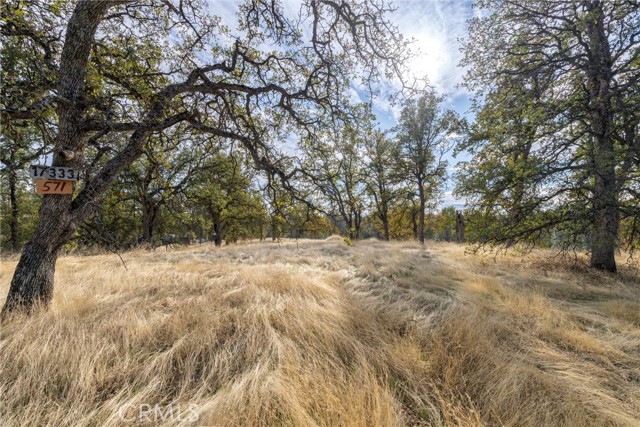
[591,166,618,272]
[591,126,618,271]
[411,206,418,240]
[586,1,618,272]
[2,195,76,315]
[2,241,58,315]
[455,212,465,243]
[376,195,390,241]
[141,201,158,243]
[8,170,20,252]
[382,213,390,241]
[418,183,426,244]
[347,216,356,240]
[213,217,224,247]
[270,214,278,241]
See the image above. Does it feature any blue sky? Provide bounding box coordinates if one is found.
[207,0,476,208]
[370,0,475,128]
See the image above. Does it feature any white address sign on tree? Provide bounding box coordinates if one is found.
[30,165,78,181]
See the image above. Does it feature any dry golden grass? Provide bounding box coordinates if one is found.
[1,240,639,426]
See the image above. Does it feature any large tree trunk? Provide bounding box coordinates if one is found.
[418,183,426,244]
[587,1,618,272]
[2,196,76,315]
[270,215,277,241]
[270,213,283,241]
[141,201,158,243]
[2,1,114,316]
[411,205,418,240]
[591,168,618,272]
[2,243,58,315]
[8,170,20,252]
[591,131,618,271]
[354,210,362,240]
[382,212,390,241]
[213,217,224,247]
[347,217,356,240]
[455,212,465,243]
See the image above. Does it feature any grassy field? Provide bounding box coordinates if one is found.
[1,239,639,426]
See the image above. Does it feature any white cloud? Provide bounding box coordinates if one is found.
[371,95,402,122]
[347,86,364,105]
[439,190,466,210]
[207,0,241,35]
[389,0,473,97]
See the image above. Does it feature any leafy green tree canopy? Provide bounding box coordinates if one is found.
[459,0,639,271]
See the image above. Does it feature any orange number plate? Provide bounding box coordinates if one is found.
[35,179,74,195]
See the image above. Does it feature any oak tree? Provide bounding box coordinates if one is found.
[460,0,640,271]
[394,91,460,244]
[1,0,412,315]
[303,125,367,240]
[363,130,404,241]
